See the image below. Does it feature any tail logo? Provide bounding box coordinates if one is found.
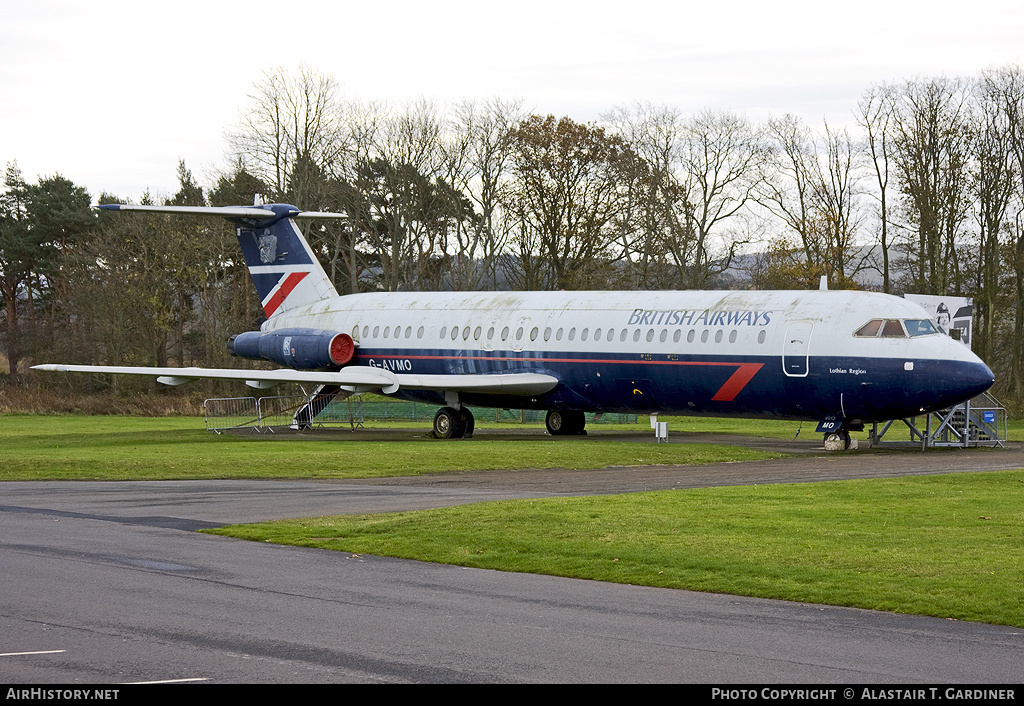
[261,271,310,317]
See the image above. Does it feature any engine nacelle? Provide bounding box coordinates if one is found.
[228,328,355,369]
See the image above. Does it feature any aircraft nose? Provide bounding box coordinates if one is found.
[965,359,996,397]
[942,357,995,405]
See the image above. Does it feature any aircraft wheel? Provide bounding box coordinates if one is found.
[460,407,475,438]
[546,410,569,435]
[546,410,586,436]
[824,431,851,451]
[433,407,466,439]
[569,409,593,432]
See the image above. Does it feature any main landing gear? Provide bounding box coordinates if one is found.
[545,410,587,436]
[432,406,475,439]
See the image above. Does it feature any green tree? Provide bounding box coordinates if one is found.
[506,115,636,290]
[1,165,93,385]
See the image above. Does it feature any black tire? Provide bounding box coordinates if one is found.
[460,407,475,438]
[546,410,567,435]
[547,410,586,436]
[433,407,466,439]
[566,410,587,436]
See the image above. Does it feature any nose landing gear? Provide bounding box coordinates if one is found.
[824,430,851,451]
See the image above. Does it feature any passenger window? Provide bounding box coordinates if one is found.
[405,326,412,338]
[854,319,883,337]
[440,326,447,340]
[581,328,589,342]
[501,326,509,340]
[673,330,681,343]
[417,326,424,339]
[556,328,564,341]
[729,330,737,343]
[687,329,695,343]
[619,329,628,342]
[607,329,615,342]
[568,328,576,341]
[881,320,906,338]
[530,327,539,341]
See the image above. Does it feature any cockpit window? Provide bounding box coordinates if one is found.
[880,320,906,337]
[856,318,935,338]
[904,319,939,337]
[854,319,883,337]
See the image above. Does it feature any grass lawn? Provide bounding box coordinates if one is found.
[208,470,1024,627]
[5,412,1021,626]
[0,413,782,481]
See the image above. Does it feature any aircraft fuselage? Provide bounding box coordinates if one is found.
[266,288,994,425]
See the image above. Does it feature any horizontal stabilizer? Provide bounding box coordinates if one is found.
[97,204,346,220]
[98,202,344,316]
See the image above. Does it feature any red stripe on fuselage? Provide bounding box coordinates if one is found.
[262,272,309,316]
[709,363,763,401]
[365,353,763,402]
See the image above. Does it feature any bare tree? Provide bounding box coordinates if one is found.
[603,102,689,289]
[857,84,897,292]
[325,98,384,294]
[978,66,1024,400]
[969,72,1018,364]
[227,65,349,205]
[676,109,767,288]
[814,122,866,282]
[449,97,525,289]
[889,76,973,294]
[760,114,819,261]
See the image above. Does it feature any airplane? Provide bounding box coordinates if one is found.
[33,203,995,449]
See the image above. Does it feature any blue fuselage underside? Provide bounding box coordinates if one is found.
[352,347,993,422]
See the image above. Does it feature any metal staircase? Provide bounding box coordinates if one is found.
[869,391,1007,449]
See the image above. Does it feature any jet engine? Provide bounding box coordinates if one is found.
[228,328,355,369]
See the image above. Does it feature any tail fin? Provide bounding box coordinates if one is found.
[98,203,340,317]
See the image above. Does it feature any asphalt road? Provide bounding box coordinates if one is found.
[2,432,1022,684]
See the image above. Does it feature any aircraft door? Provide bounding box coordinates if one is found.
[783,321,813,377]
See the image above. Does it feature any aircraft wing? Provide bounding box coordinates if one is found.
[31,364,558,396]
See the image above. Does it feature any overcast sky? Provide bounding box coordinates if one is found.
[3,0,1023,201]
